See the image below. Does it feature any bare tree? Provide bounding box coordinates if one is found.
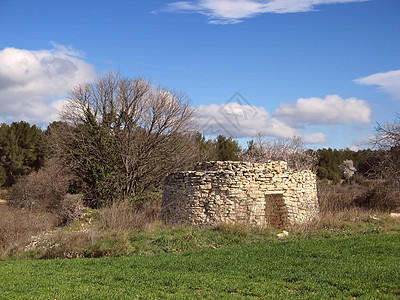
[50,72,198,207]
[241,133,317,171]
[371,114,400,191]
[373,114,400,150]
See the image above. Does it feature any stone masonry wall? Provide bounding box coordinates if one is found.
[161,161,318,228]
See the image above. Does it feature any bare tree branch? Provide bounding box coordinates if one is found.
[370,113,400,196]
[240,133,317,171]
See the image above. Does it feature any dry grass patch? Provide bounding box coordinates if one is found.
[317,181,367,213]
[318,180,400,214]
[99,200,161,230]
[0,205,57,258]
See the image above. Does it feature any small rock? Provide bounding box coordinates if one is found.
[277,230,289,238]
[390,213,400,218]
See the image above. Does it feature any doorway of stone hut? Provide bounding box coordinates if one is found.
[265,193,287,228]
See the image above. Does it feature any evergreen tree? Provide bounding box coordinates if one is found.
[193,134,241,162]
[194,132,217,161]
[214,135,241,161]
[0,121,45,186]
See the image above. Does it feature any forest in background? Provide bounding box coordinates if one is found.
[0,120,394,188]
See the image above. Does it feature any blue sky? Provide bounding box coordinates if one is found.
[0,0,399,149]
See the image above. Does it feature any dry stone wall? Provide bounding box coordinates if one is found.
[161,161,318,228]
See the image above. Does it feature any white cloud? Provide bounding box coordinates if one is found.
[348,134,373,150]
[274,95,372,126]
[49,41,86,58]
[157,0,367,24]
[0,44,96,125]
[197,102,327,143]
[303,132,327,144]
[354,69,400,101]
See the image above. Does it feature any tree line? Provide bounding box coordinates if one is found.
[1,121,394,198]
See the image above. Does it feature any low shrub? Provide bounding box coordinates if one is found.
[99,199,161,230]
[317,181,367,213]
[57,194,84,225]
[7,162,83,225]
[8,163,70,211]
[317,178,400,213]
[353,183,399,212]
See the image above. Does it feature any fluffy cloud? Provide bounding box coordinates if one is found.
[274,95,372,126]
[197,94,373,145]
[354,69,400,101]
[197,102,327,143]
[348,134,373,150]
[157,0,367,24]
[303,132,328,144]
[0,44,96,125]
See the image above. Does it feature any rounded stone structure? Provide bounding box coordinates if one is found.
[161,161,319,228]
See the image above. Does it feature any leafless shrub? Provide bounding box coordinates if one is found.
[8,161,82,224]
[353,181,399,212]
[241,133,317,171]
[57,194,84,225]
[317,181,367,213]
[8,161,70,211]
[99,200,161,230]
[318,178,399,214]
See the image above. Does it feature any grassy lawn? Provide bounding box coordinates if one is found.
[0,232,399,299]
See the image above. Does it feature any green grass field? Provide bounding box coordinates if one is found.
[1,232,399,299]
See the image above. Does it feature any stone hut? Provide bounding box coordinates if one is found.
[161,161,319,228]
